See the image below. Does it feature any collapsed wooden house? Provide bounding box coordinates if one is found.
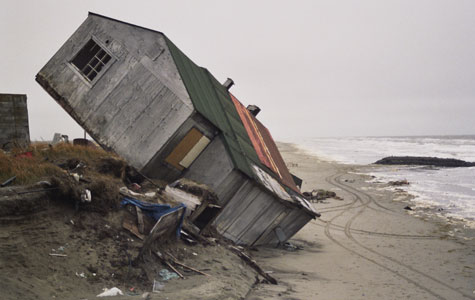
[36,13,319,246]
[0,94,30,150]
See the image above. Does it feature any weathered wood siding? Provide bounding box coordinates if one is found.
[36,15,193,170]
[185,136,313,246]
[211,179,293,246]
[184,136,248,206]
[142,113,216,182]
[255,208,313,246]
[0,94,29,149]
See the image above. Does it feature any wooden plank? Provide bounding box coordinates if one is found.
[165,128,203,170]
[136,206,145,234]
[237,193,286,245]
[213,180,255,234]
[140,206,185,257]
[122,217,145,240]
[179,135,210,168]
[225,188,274,244]
[253,208,290,246]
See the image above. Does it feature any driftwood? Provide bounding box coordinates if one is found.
[136,206,145,234]
[49,253,67,257]
[228,246,277,285]
[165,251,211,276]
[153,251,185,279]
[181,220,211,245]
[139,206,185,259]
[122,217,145,240]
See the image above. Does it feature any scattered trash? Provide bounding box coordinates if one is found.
[152,280,165,293]
[96,287,123,297]
[75,272,86,278]
[16,151,33,158]
[404,206,413,211]
[1,176,16,187]
[163,251,210,277]
[388,179,409,186]
[81,189,92,203]
[130,183,141,191]
[71,173,81,182]
[49,253,67,257]
[192,252,198,256]
[303,189,340,202]
[161,186,201,212]
[158,269,179,281]
[282,242,303,251]
[119,187,156,198]
[228,245,277,285]
[51,133,69,145]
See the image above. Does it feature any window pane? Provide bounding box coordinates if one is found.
[71,39,112,82]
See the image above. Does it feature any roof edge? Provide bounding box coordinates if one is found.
[88,12,164,36]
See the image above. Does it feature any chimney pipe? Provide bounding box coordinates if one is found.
[247,105,261,116]
[222,78,234,90]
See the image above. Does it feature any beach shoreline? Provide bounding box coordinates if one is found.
[246,142,475,300]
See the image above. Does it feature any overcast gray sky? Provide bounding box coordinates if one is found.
[1,0,474,141]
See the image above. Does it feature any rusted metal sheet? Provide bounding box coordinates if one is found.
[230,93,300,194]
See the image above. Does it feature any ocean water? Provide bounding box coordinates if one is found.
[291,136,475,221]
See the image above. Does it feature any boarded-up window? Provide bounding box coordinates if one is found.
[165,128,210,170]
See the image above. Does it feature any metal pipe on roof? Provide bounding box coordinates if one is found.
[222,78,234,90]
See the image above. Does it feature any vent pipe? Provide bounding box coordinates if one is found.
[222,78,234,90]
[246,105,261,116]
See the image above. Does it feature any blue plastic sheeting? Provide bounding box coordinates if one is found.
[121,197,186,237]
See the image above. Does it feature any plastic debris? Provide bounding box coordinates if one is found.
[1,176,16,187]
[159,269,179,281]
[71,173,81,182]
[81,189,92,203]
[130,183,141,191]
[152,280,165,293]
[75,272,86,278]
[96,287,123,297]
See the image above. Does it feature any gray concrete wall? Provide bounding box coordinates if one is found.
[36,14,193,170]
[0,94,29,149]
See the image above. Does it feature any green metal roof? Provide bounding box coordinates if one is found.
[164,36,260,180]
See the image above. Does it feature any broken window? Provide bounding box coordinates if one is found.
[165,128,210,170]
[71,39,112,81]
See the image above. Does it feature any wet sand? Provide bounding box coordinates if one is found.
[246,142,475,300]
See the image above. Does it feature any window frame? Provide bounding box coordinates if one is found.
[68,36,116,87]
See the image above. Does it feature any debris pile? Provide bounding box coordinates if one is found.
[388,179,410,186]
[0,142,275,299]
[303,189,342,202]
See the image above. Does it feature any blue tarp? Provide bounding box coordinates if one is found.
[121,197,186,237]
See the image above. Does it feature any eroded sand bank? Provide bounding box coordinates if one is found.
[246,142,475,300]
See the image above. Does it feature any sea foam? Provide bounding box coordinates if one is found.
[290,136,475,221]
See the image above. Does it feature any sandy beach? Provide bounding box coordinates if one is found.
[246,142,475,300]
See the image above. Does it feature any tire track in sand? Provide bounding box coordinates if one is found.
[323,172,475,300]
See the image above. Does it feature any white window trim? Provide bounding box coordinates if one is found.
[68,35,117,87]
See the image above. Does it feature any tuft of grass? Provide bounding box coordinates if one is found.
[0,143,117,186]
